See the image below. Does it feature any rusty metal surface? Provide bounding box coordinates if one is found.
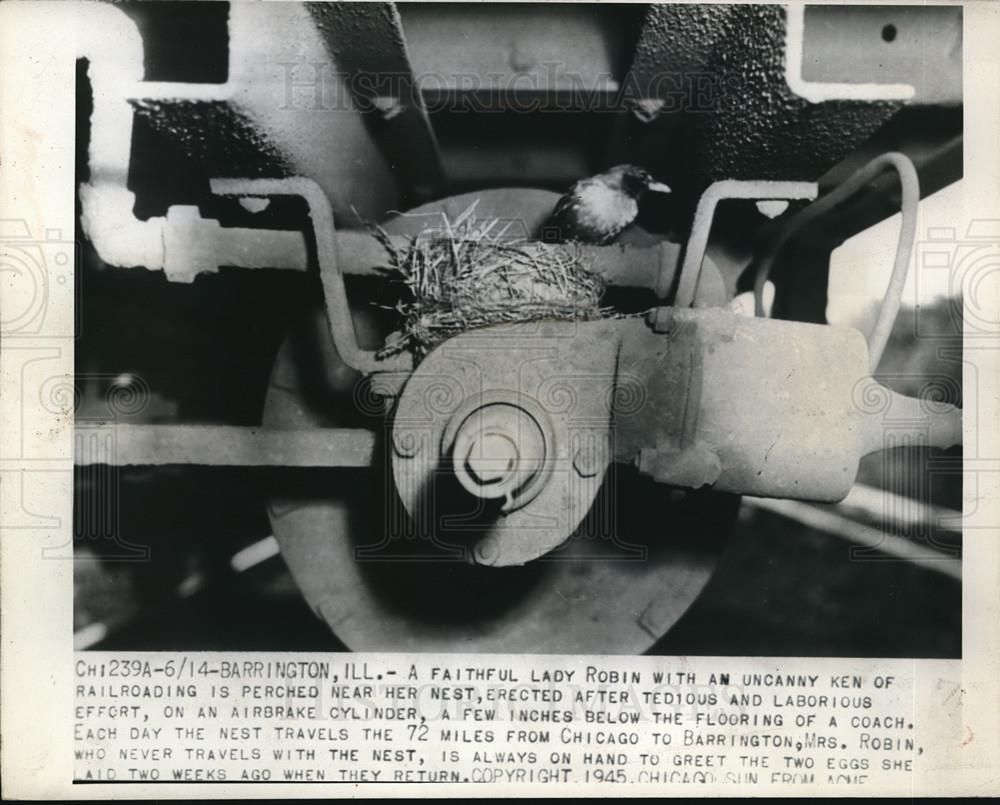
[622,5,917,206]
[130,98,294,179]
[118,2,962,229]
[128,2,402,223]
[74,423,375,467]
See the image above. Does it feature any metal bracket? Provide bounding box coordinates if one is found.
[750,152,920,372]
[783,4,915,103]
[211,177,413,375]
[674,180,818,308]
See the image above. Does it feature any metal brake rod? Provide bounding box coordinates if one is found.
[74,424,376,468]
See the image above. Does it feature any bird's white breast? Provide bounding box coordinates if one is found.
[574,180,638,237]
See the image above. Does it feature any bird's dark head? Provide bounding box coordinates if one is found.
[606,164,672,199]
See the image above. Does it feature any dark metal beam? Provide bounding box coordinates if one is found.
[307,2,445,204]
[613,4,962,217]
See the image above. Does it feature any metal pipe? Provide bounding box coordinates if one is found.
[211,177,413,374]
[745,497,961,581]
[75,3,311,282]
[752,152,920,372]
[857,380,963,456]
[74,423,376,467]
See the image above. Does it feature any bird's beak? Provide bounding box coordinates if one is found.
[647,181,672,194]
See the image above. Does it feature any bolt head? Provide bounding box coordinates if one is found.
[632,97,666,124]
[474,537,500,565]
[646,306,673,334]
[373,95,404,121]
[465,433,518,485]
[392,430,420,458]
[451,403,546,504]
[573,442,607,477]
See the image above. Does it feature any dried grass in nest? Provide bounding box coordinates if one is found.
[372,201,613,359]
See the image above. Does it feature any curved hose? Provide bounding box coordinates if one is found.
[752,152,920,372]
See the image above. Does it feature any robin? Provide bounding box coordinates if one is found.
[540,164,672,245]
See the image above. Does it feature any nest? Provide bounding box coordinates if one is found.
[372,201,612,359]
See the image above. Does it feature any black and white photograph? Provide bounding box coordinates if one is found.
[2,0,998,797]
[69,1,964,657]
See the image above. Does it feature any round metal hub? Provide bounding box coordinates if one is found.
[450,402,548,508]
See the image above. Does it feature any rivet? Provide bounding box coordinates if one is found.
[475,537,499,564]
[573,443,605,477]
[392,430,420,458]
